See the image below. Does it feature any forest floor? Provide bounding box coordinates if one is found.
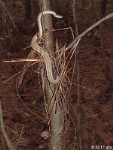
[1,0,113,150]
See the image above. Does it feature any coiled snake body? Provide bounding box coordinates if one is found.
[31,11,62,84]
[31,35,60,84]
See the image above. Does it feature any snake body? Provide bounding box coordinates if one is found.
[31,35,60,84]
[31,11,62,84]
[37,10,63,38]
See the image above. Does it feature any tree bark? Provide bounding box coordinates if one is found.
[39,0,62,150]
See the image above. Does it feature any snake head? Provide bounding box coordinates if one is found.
[55,14,63,19]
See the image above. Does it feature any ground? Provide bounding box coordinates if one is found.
[0,0,113,150]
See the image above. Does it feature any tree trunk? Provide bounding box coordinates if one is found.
[23,0,31,19]
[100,0,107,17]
[39,0,62,150]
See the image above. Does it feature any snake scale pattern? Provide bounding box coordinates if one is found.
[31,11,63,84]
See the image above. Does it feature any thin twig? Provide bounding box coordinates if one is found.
[0,102,14,150]
[66,12,113,50]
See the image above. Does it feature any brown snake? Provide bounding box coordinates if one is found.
[31,11,63,84]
